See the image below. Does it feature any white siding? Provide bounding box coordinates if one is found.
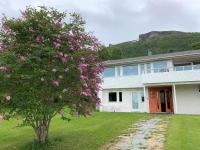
[100,88,146,112]
[176,84,200,114]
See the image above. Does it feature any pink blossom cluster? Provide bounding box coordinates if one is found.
[58,52,69,64]
[5,95,11,101]
[2,25,13,35]
[78,52,105,105]
[63,30,101,52]
[53,35,62,49]
[52,80,59,87]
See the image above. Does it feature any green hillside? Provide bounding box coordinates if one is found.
[98,31,200,60]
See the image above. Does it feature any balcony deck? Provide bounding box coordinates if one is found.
[102,65,200,89]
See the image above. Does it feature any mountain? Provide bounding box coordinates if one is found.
[99,31,200,60]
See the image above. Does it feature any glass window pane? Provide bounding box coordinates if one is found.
[175,66,183,71]
[109,92,117,102]
[140,64,145,74]
[123,65,138,76]
[147,63,151,73]
[153,61,167,73]
[184,65,192,70]
[193,64,200,70]
[103,67,115,77]
[119,92,122,102]
[116,67,121,76]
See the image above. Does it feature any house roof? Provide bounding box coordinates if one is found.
[105,49,200,65]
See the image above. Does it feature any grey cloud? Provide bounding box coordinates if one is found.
[0,0,200,45]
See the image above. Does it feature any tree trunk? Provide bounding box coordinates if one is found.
[33,119,51,144]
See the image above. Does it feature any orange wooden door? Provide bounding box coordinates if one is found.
[149,87,161,113]
[149,87,174,113]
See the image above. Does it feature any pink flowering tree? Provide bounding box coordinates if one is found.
[0,6,104,144]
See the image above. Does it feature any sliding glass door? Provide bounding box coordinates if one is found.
[132,92,143,110]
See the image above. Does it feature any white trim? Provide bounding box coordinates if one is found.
[173,84,178,113]
[143,86,147,112]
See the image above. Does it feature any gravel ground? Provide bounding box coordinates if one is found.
[104,115,170,150]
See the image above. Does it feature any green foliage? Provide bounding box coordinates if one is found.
[0,6,103,144]
[97,46,111,60]
[191,41,200,49]
[105,32,200,60]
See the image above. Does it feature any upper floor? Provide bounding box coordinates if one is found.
[102,49,200,89]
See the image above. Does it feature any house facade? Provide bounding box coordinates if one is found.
[98,49,200,114]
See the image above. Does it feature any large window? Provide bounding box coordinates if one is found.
[123,65,138,76]
[175,63,192,71]
[103,67,115,77]
[153,61,167,73]
[109,92,117,102]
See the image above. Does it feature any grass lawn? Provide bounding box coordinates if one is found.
[0,112,147,150]
[165,115,200,150]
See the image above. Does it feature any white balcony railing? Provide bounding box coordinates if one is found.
[144,64,200,74]
[102,64,200,89]
[175,64,200,71]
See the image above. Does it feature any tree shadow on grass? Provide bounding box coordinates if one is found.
[18,130,93,150]
[19,137,63,150]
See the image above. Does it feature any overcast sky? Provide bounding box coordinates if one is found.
[0,0,200,45]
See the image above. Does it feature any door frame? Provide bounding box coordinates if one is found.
[148,86,174,113]
[132,91,142,112]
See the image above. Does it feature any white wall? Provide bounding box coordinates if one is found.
[176,84,200,114]
[100,88,146,112]
[102,76,143,89]
[142,70,200,85]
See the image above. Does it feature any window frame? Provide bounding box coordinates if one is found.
[122,64,138,76]
[119,92,122,102]
[152,61,168,73]
[103,67,115,78]
[108,92,117,102]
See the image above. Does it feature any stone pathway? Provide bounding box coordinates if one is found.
[102,115,170,150]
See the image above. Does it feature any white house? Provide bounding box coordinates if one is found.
[98,49,200,114]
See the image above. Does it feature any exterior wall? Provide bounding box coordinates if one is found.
[100,58,200,114]
[142,70,200,85]
[176,84,200,114]
[102,76,143,89]
[100,88,146,112]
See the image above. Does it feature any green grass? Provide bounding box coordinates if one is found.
[0,112,146,150]
[165,115,200,150]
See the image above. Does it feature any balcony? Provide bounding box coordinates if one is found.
[102,64,200,89]
[142,64,200,85]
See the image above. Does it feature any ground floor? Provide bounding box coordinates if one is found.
[99,83,200,114]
